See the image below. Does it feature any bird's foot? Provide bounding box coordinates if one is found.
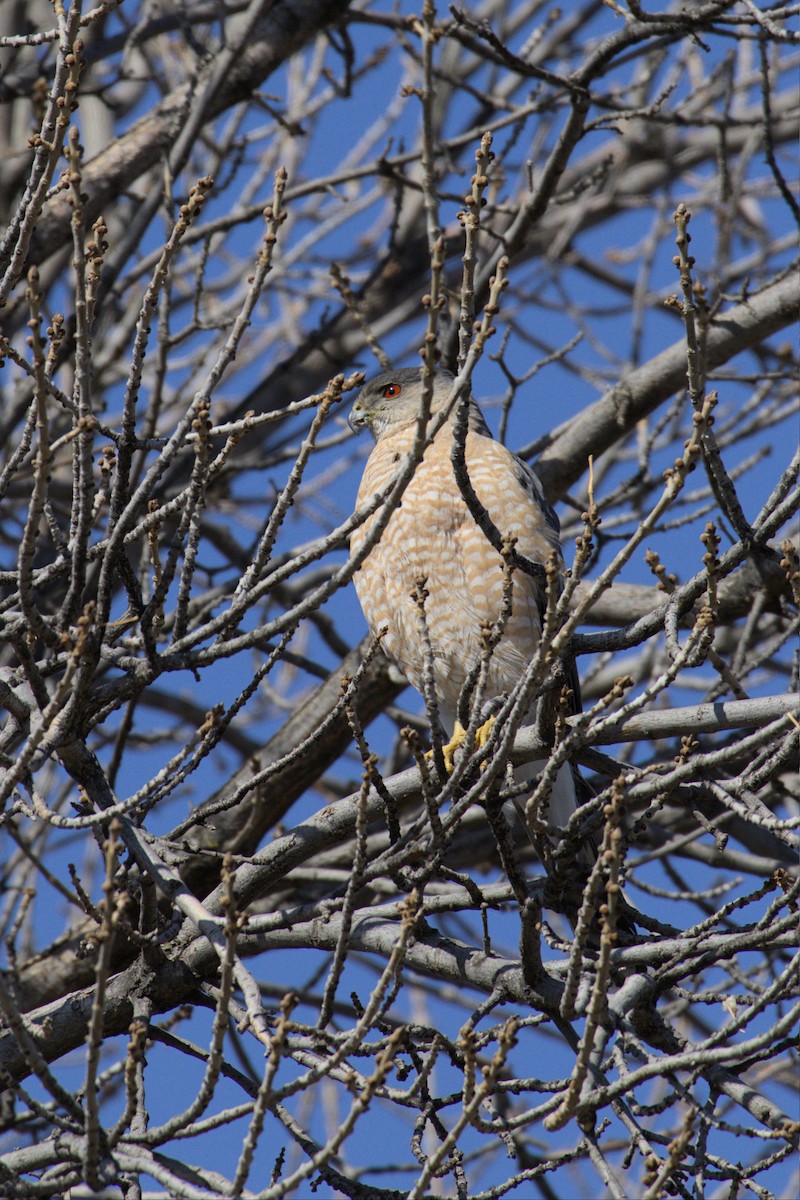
[473,715,495,756]
[426,720,466,774]
[428,717,495,774]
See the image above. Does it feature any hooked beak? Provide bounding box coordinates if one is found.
[348,403,367,434]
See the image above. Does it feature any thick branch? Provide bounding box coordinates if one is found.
[535,271,800,499]
[25,0,353,267]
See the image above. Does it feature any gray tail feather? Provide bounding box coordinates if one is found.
[513,757,596,870]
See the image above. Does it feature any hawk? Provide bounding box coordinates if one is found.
[349,365,590,867]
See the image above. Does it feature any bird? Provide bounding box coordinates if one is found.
[348,365,594,874]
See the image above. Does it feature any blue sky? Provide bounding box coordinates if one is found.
[2,1,798,1196]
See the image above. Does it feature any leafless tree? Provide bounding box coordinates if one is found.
[0,1,798,1197]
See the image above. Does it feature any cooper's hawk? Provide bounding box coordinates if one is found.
[349,366,590,867]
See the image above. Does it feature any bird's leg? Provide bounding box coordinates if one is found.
[428,720,467,773]
[473,715,495,753]
[427,717,495,773]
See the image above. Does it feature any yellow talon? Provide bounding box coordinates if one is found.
[442,720,467,772]
[425,720,467,773]
[473,715,495,752]
[426,717,495,773]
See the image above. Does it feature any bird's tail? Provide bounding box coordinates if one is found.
[512,756,595,871]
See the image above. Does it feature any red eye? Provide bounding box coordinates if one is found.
[382,383,402,398]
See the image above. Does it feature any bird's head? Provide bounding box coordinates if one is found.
[348,366,468,441]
